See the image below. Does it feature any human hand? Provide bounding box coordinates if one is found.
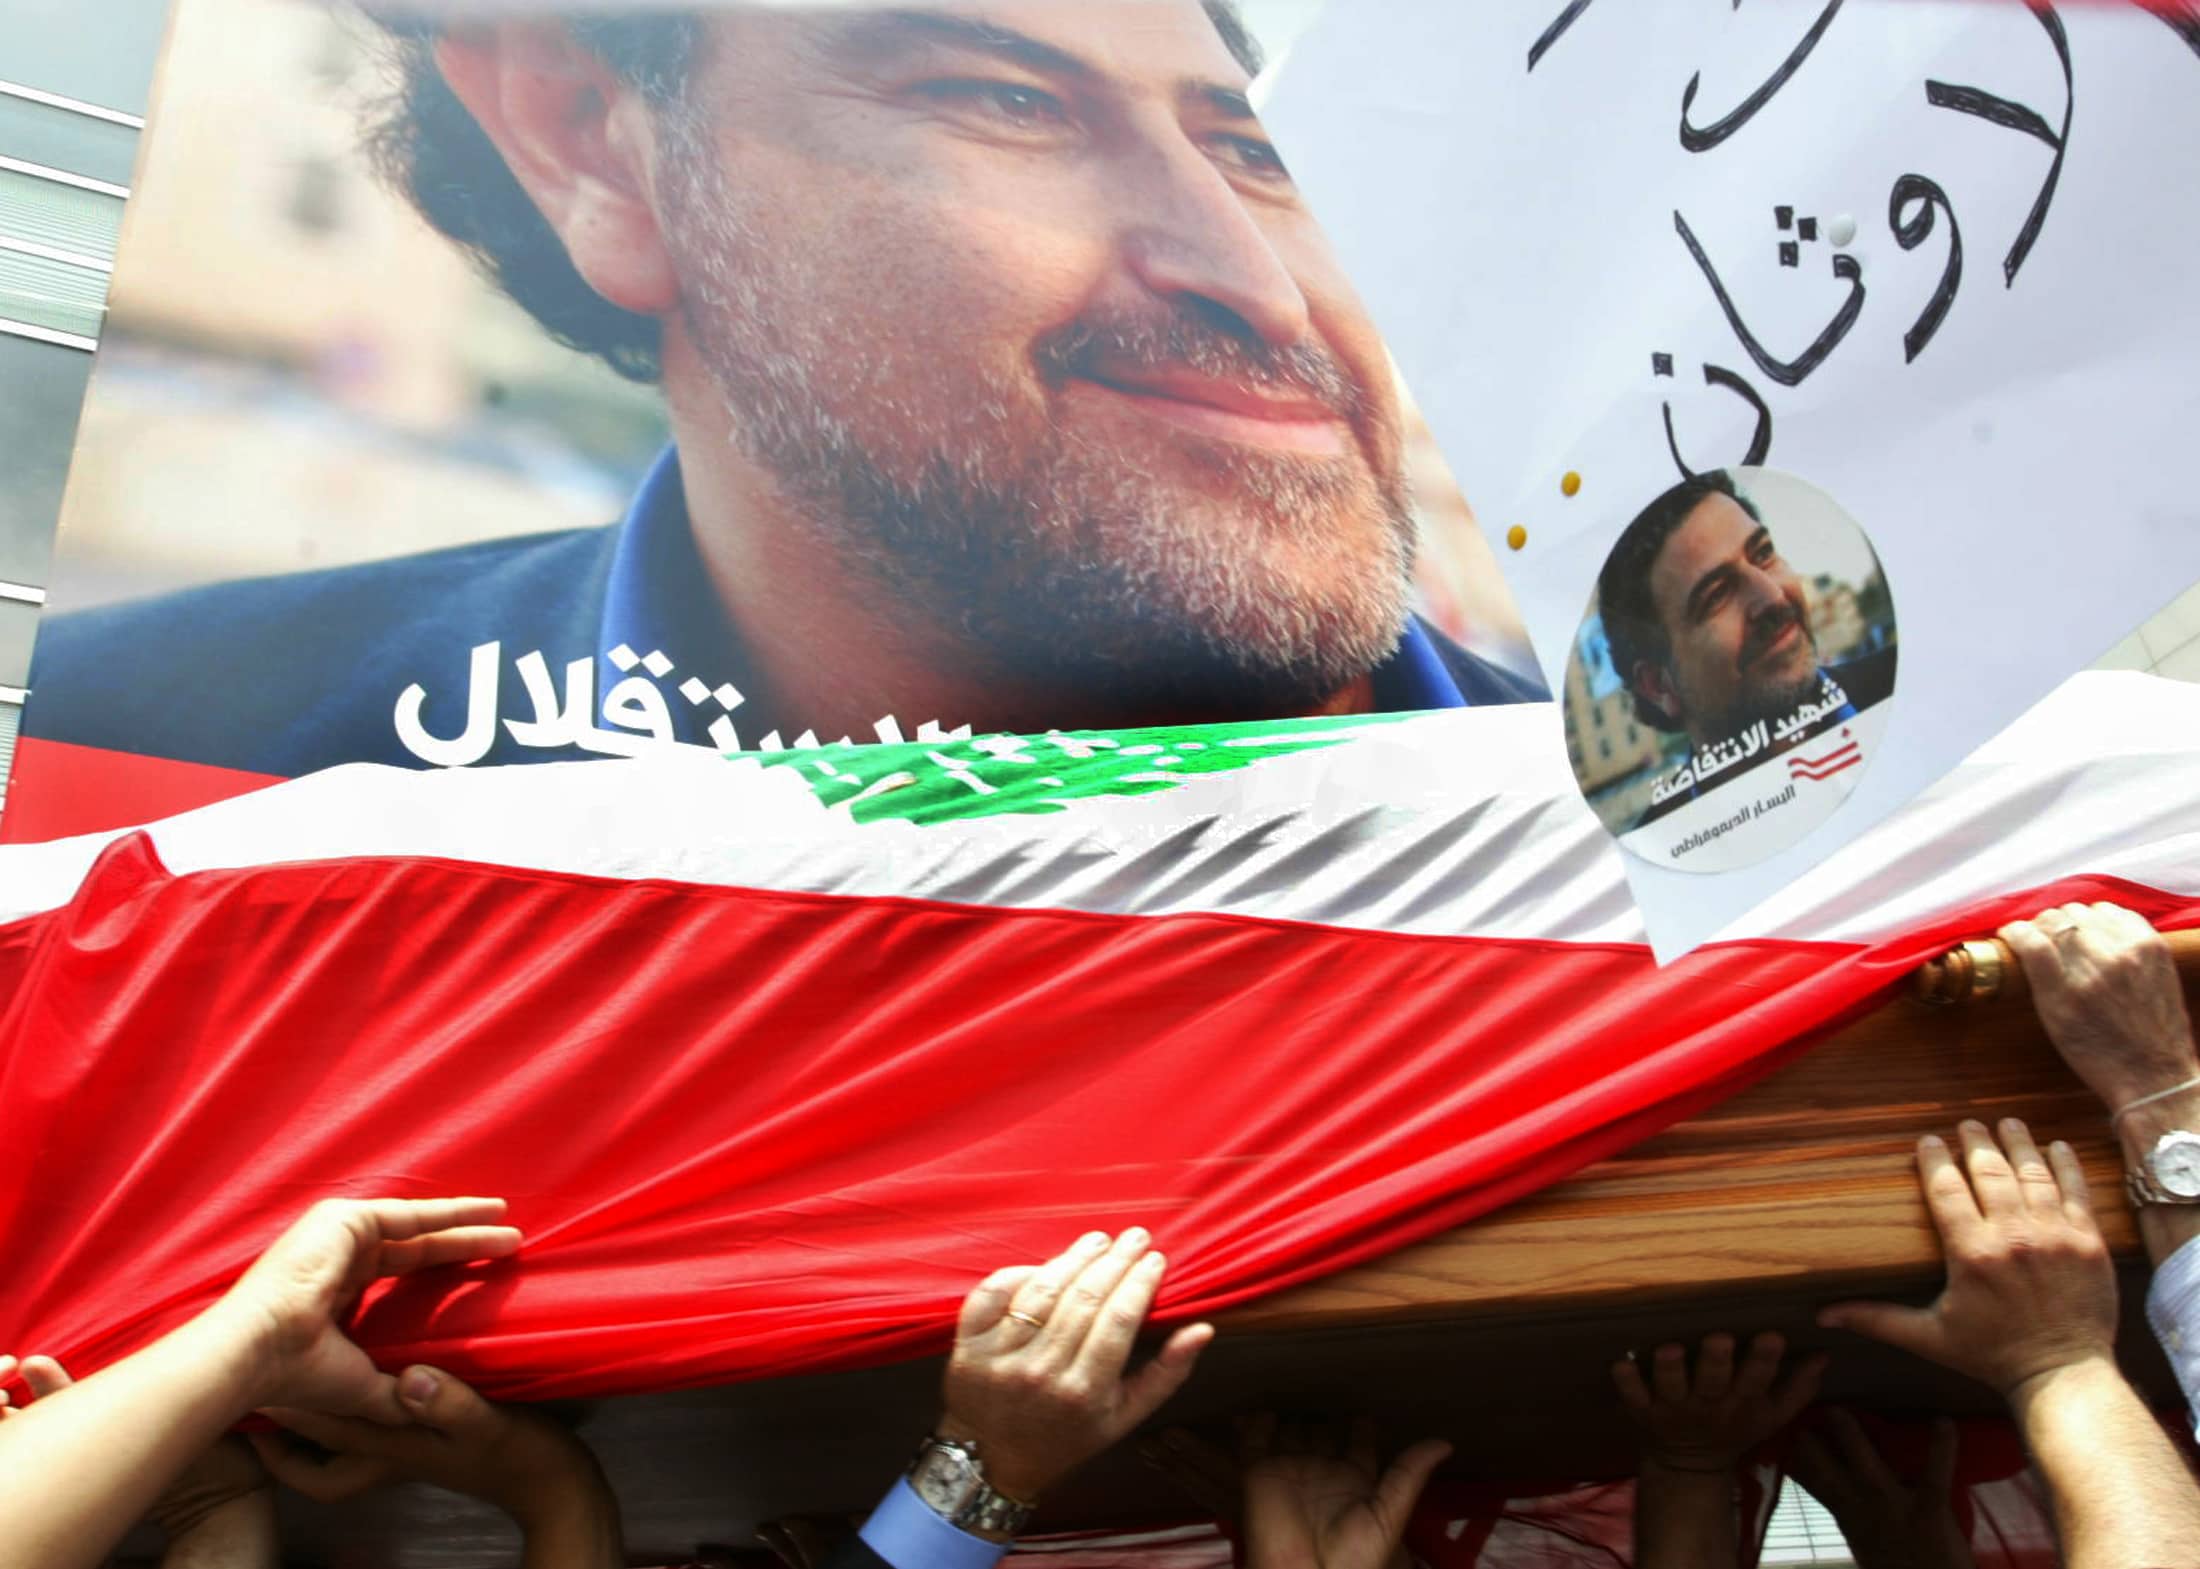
[250,1364,611,1531]
[1612,1332,1826,1473]
[1819,1120,2116,1399]
[938,1229,1214,1502]
[0,1354,272,1542]
[1236,1414,1450,1569]
[206,1197,521,1422]
[1138,1417,1450,1569]
[1788,1411,1974,1569]
[0,1352,68,1421]
[1997,902,2197,1114]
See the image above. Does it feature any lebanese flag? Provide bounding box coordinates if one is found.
[3,673,2197,1401]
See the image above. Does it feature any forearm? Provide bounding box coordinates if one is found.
[0,1309,263,1569]
[159,1491,280,1569]
[515,1472,625,1569]
[1632,1459,1737,1569]
[2010,1356,2200,1569]
[2123,1088,2200,1269]
[2119,1093,2200,1430]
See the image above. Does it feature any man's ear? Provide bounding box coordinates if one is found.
[1629,659,1681,732]
[434,23,681,317]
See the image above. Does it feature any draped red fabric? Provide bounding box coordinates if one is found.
[4,833,2197,1401]
[0,736,282,845]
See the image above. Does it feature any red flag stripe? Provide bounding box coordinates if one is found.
[4,831,2195,1399]
[0,736,282,844]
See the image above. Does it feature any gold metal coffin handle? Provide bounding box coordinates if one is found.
[1912,938,2025,1007]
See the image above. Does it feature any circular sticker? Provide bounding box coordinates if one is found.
[1561,466,1898,873]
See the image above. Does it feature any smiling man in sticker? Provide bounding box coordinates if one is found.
[1599,469,1896,830]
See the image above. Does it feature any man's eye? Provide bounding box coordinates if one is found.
[1214,134,1290,181]
[920,80,1070,128]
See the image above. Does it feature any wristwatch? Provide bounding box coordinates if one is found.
[907,1436,1035,1537]
[2125,1128,2200,1207]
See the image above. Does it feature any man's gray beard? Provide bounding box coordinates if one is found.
[659,156,1418,719]
[1694,649,1823,745]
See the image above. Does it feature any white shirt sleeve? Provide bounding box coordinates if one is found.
[2145,1234,2200,1441]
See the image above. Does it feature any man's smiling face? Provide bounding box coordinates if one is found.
[657,1,1416,712]
[1642,492,1820,747]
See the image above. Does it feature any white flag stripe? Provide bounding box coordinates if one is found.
[5,675,2197,950]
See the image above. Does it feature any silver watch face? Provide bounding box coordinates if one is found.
[911,1442,982,1517]
[2150,1132,2200,1199]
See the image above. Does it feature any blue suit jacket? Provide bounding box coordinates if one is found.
[25,525,1547,778]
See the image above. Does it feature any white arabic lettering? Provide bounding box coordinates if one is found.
[396,643,972,765]
[1650,762,1696,804]
[601,675,674,749]
[394,640,501,768]
[505,650,596,750]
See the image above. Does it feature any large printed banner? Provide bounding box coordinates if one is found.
[3,0,1543,847]
[14,2,2197,965]
[1262,0,2200,957]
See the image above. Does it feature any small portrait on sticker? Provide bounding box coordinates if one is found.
[1562,467,1898,873]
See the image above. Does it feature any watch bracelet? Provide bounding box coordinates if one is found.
[953,1487,1033,1536]
[910,1437,1034,1536]
[2121,1123,2200,1207]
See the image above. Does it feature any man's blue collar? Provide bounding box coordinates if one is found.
[1376,614,1468,711]
[597,442,1468,743]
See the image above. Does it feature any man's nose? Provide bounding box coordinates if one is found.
[1116,136,1312,349]
[1741,565,1793,619]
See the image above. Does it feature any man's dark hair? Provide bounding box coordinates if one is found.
[1596,469,1762,732]
[365,4,1266,384]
